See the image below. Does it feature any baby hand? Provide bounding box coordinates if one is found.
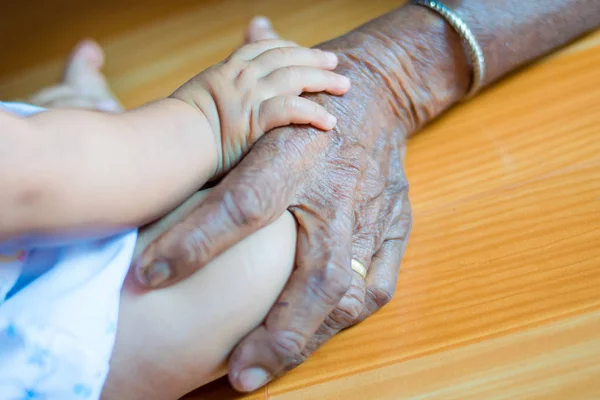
[170,40,350,176]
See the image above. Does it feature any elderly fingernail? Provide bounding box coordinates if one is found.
[238,367,270,392]
[324,51,338,65]
[141,260,172,287]
[327,113,337,127]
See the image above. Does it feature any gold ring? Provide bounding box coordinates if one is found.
[351,259,367,279]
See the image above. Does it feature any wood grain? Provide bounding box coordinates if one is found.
[1,1,599,399]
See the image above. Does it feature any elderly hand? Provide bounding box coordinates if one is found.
[131,0,600,388]
[132,9,472,391]
[133,14,429,391]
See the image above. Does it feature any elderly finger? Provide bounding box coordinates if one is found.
[259,96,337,132]
[358,194,412,322]
[350,205,381,277]
[132,135,300,289]
[289,176,410,362]
[302,269,367,359]
[228,203,355,392]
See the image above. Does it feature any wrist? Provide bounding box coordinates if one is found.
[317,5,470,137]
[169,89,223,176]
[127,97,218,181]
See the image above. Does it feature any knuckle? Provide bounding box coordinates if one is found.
[327,293,365,330]
[234,66,255,90]
[389,174,409,194]
[367,285,395,310]
[218,59,240,77]
[337,276,367,322]
[306,257,352,306]
[321,312,348,334]
[270,46,288,59]
[222,184,268,228]
[311,102,323,115]
[271,329,307,365]
[282,96,297,112]
[282,66,300,84]
[328,305,359,329]
[180,227,212,267]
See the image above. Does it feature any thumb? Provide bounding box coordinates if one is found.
[133,138,298,288]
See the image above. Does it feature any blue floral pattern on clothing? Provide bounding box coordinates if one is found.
[0,102,138,400]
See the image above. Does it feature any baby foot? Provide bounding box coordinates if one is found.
[243,16,281,43]
[29,39,123,112]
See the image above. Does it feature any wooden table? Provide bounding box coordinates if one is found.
[2,1,599,398]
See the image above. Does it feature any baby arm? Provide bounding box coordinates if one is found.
[0,41,349,240]
[102,190,297,400]
[0,100,213,240]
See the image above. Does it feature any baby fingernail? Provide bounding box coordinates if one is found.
[325,51,338,65]
[141,260,172,287]
[238,368,271,392]
[327,114,337,127]
[341,76,351,88]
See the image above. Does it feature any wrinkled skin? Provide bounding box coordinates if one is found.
[133,0,600,390]
[20,2,600,391]
[147,59,412,387]
[219,43,415,388]
[135,13,439,391]
[221,51,413,377]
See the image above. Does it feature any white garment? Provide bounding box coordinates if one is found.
[0,102,137,400]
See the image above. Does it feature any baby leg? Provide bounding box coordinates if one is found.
[28,40,122,112]
[102,191,296,399]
